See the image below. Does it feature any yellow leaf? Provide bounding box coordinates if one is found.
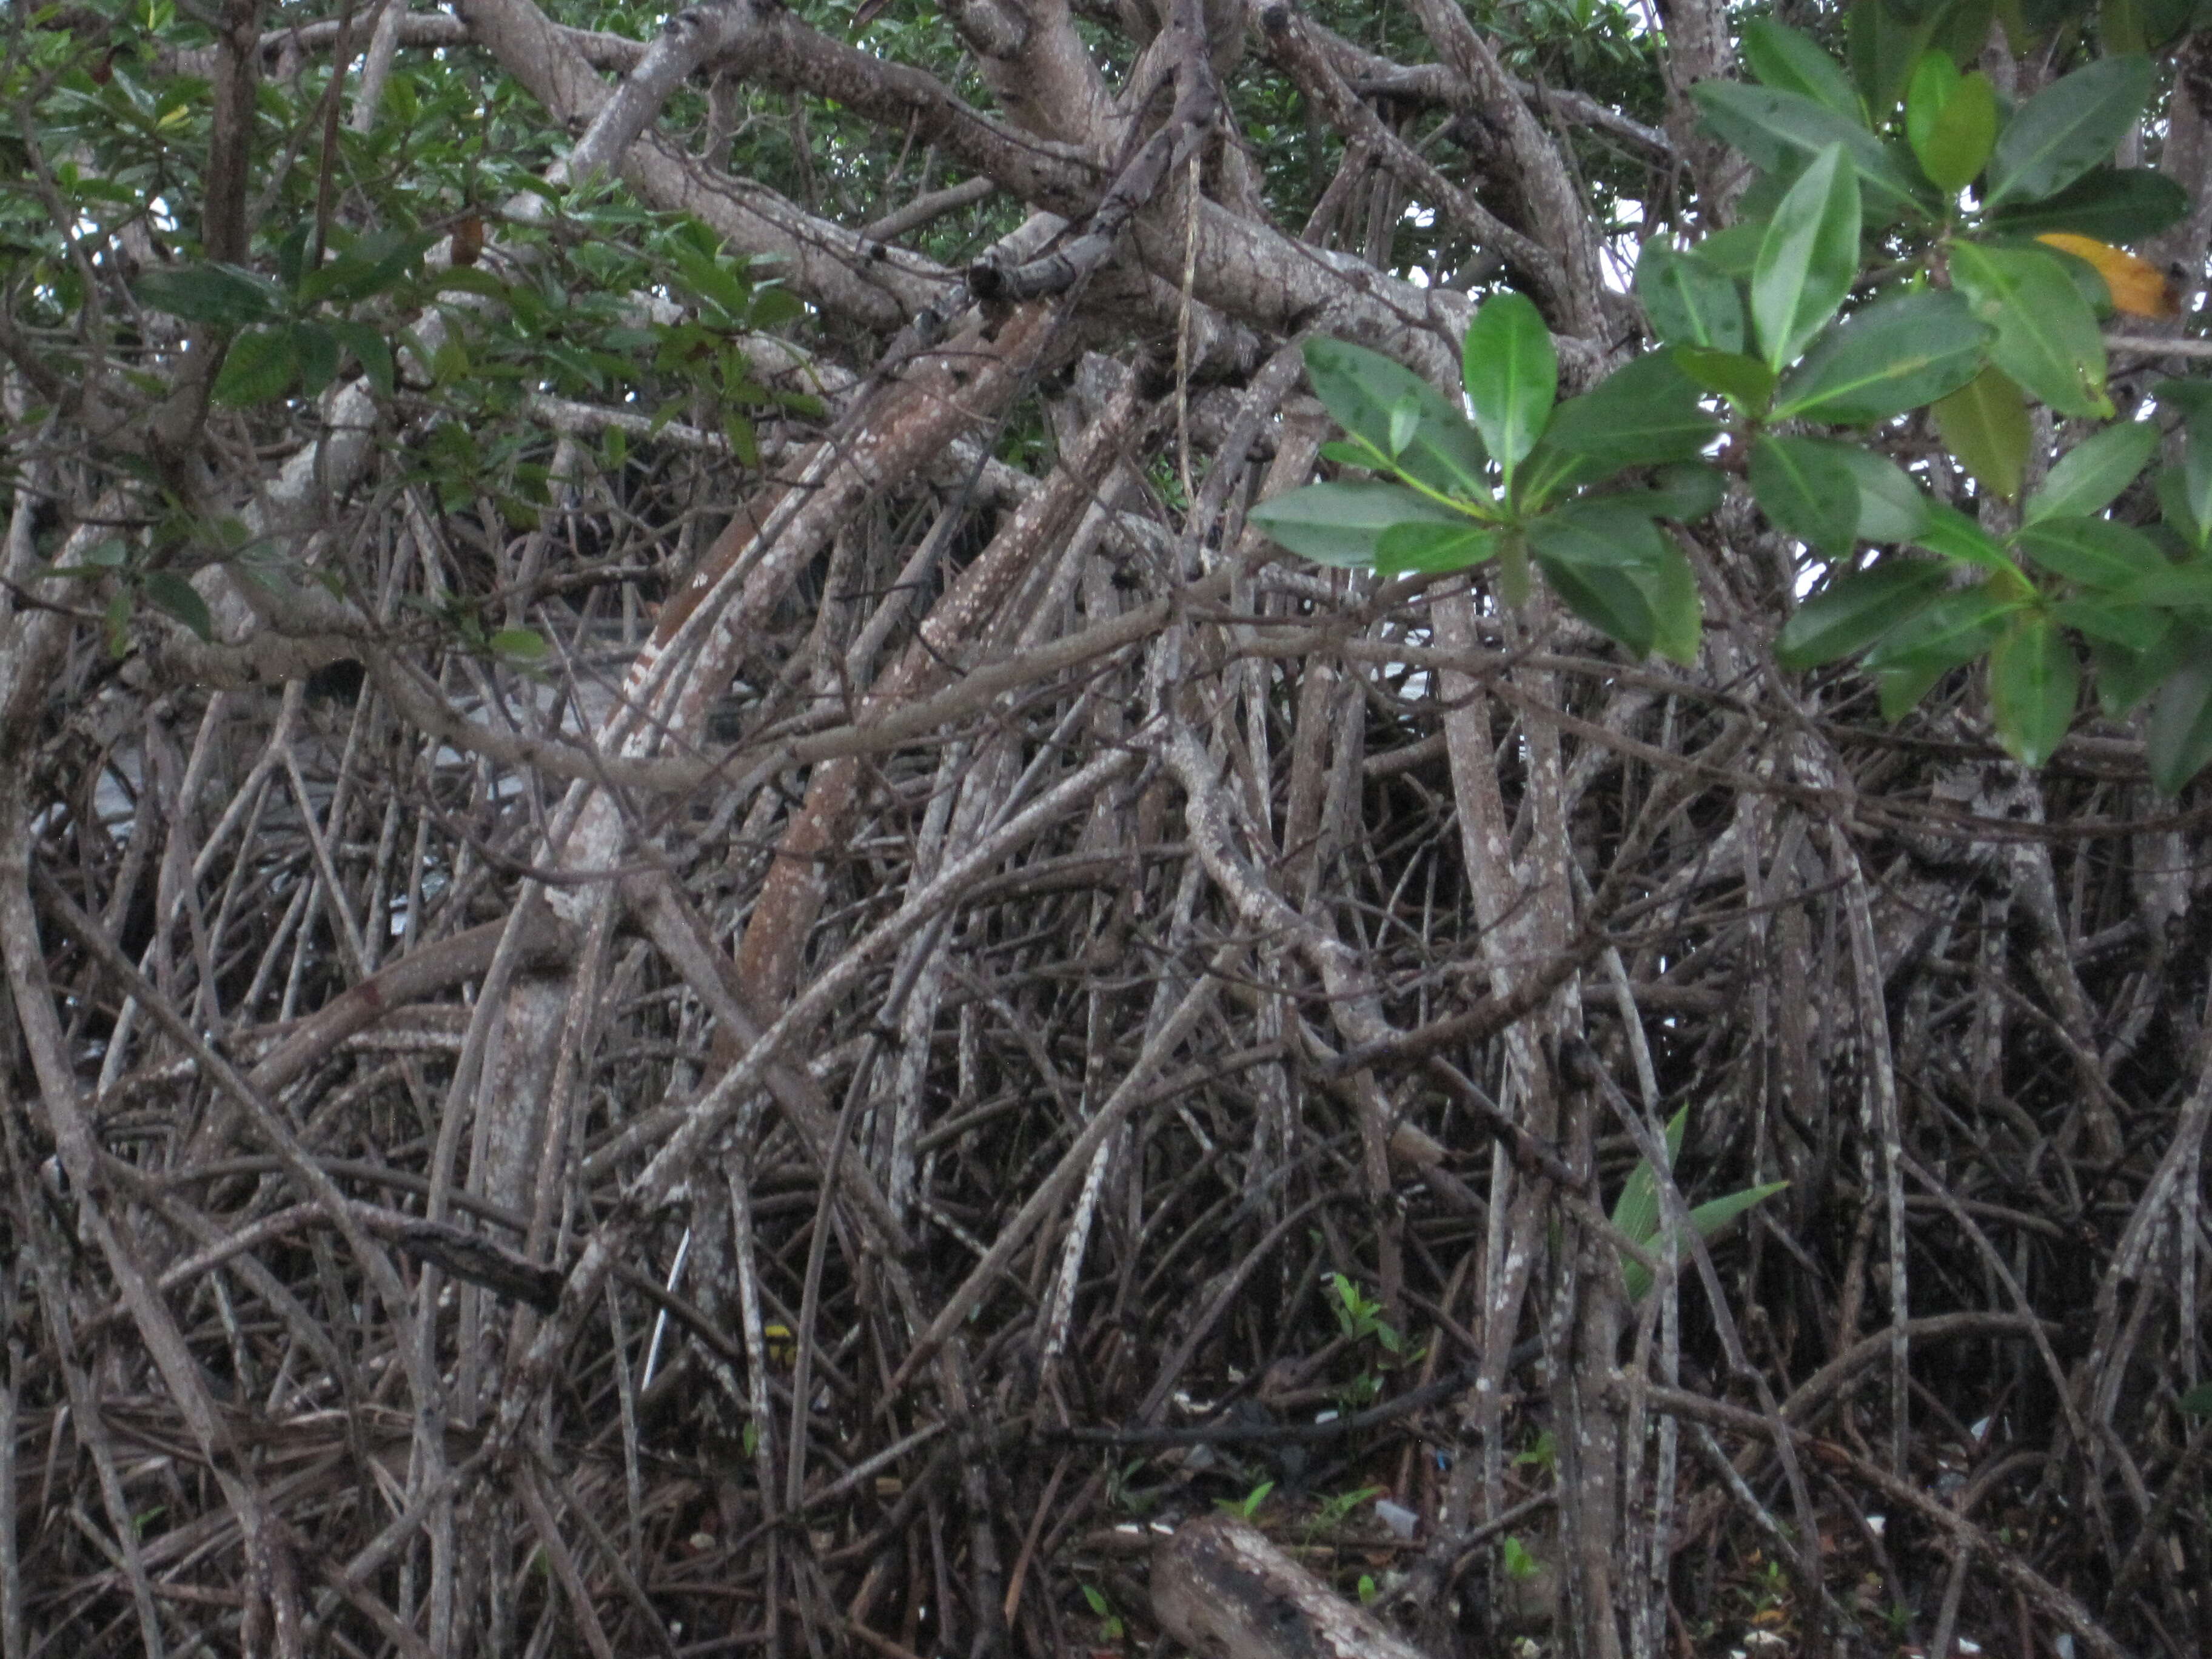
[2037,233,2180,319]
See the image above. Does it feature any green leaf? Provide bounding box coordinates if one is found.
[670,238,755,318]
[1774,290,1991,423]
[2180,406,2212,550]
[1906,55,1996,192]
[1520,353,1718,505]
[141,570,213,641]
[1388,395,1421,458]
[1248,481,1470,567]
[2147,657,2212,792]
[2157,465,2210,552]
[2016,517,2168,586]
[2091,620,2193,713]
[1752,434,1863,558]
[1649,539,1704,665]
[292,321,340,398]
[1830,444,1933,542]
[1932,363,2031,500]
[1753,145,1863,371]
[1780,557,1954,666]
[1848,0,1937,122]
[1983,168,2189,241]
[2059,594,2171,652]
[1691,223,1770,276]
[2181,1382,2212,1414]
[2025,420,2159,524]
[491,628,547,661]
[1985,54,2155,209]
[1948,241,2110,418]
[1461,291,1558,483]
[1610,1106,1689,1244]
[1637,461,1731,523]
[1988,613,2079,764]
[324,318,395,398]
[1373,521,1500,574]
[1304,338,1490,498]
[134,262,285,328]
[1621,1175,1790,1300]
[1863,581,2018,715]
[1691,80,1926,222]
[212,326,298,406]
[1743,19,1866,123]
[1526,509,1660,657]
[1913,500,2016,574]
[1635,240,1746,352]
[433,266,509,301]
[1672,347,1776,412]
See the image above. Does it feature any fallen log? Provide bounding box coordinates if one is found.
[1150,1513,1430,1659]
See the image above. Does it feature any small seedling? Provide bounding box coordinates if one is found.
[1610,1107,1787,1299]
[1080,1583,1125,1641]
[1215,1480,1275,1520]
[1501,1534,1541,1581]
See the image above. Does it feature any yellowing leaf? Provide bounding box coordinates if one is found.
[2037,232,2180,318]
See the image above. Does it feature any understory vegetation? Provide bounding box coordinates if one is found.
[2,0,2210,1652]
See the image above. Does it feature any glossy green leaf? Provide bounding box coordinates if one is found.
[2114,557,2212,614]
[1743,19,1866,123]
[1773,290,1991,423]
[1754,145,1863,371]
[1690,80,1926,221]
[1640,462,1731,523]
[1863,582,2018,716]
[134,262,286,328]
[1913,501,2016,574]
[1906,56,1996,192]
[1984,168,2189,241]
[1985,55,2154,209]
[1948,241,2111,418]
[1248,481,1468,567]
[2147,658,2212,793]
[2025,420,2159,525]
[212,326,299,406]
[1461,290,1558,478]
[1989,614,2079,764]
[1518,353,1718,506]
[142,571,213,642]
[1636,241,1746,352]
[1931,364,2030,500]
[1302,338,1490,498]
[1526,507,1666,657]
[2091,620,2194,714]
[1692,224,1770,276]
[2017,517,2168,587]
[2157,466,2211,552]
[1848,0,1939,122]
[1752,434,1863,558]
[2056,594,2170,652]
[1388,395,1421,458]
[1373,521,1500,574]
[1831,444,1933,542]
[1776,556,1950,667]
[2182,406,2212,550]
[1672,347,1776,412]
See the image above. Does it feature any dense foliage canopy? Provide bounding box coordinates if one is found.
[4,0,2211,1652]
